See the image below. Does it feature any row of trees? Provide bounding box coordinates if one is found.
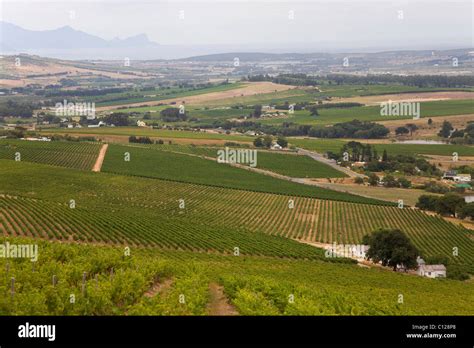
[160,108,188,122]
[325,74,474,88]
[416,193,474,219]
[357,174,411,188]
[395,123,419,136]
[0,100,37,118]
[308,120,389,139]
[246,73,474,88]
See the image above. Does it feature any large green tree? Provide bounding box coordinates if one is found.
[362,229,419,271]
[435,193,465,217]
[438,121,453,138]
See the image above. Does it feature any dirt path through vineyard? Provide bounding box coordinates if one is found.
[92,144,109,172]
[206,283,238,315]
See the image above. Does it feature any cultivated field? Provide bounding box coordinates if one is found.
[333,91,474,105]
[140,144,347,178]
[101,144,369,203]
[260,99,474,126]
[290,138,474,157]
[2,160,473,273]
[1,237,473,315]
[97,82,295,110]
[0,139,101,170]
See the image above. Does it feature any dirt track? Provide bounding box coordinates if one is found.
[206,283,238,316]
[92,144,109,172]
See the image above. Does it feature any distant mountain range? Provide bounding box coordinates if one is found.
[1,22,473,61]
[0,21,159,50]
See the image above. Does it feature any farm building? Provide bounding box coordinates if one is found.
[443,171,471,182]
[416,258,446,278]
[417,264,446,278]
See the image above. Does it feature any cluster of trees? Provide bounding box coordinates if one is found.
[0,127,26,138]
[253,136,288,148]
[423,181,451,194]
[274,101,309,111]
[102,113,130,126]
[0,100,37,117]
[395,123,418,136]
[416,193,474,219]
[129,136,153,144]
[309,120,389,139]
[366,153,441,176]
[339,141,378,162]
[443,121,474,145]
[360,173,411,188]
[160,108,187,122]
[334,141,440,177]
[253,136,273,148]
[438,120,454,138]
[378,174,411,188]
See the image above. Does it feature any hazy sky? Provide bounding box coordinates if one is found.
[1,0,473,49]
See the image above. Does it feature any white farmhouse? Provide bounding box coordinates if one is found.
[417,264,446,278]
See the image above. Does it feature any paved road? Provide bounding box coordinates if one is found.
[296,148,366,179]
